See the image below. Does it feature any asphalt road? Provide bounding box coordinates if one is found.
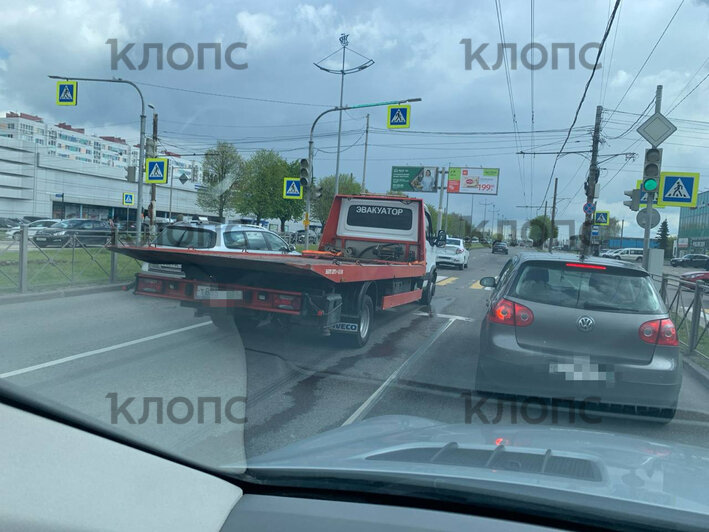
[3,247,709,469]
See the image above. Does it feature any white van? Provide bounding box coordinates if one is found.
[614,248,644,262]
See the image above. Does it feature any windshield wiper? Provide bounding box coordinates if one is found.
[583,302,639,312]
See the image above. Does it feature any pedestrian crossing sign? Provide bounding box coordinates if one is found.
[660,171,699,207]
[145,158,168,184]
[387,105,410,129]
[283,177,303,199]
[122,192,135,206]
[56,81,78,106]
[594,211,610,226]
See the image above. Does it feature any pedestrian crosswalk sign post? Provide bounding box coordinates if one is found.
[283,177,303,199]
[145,158,168,184]
[122,192,135,206]
[594,211,610,226]
[660,171,699,207]
[387,104,411,129]
[56,81,78,106]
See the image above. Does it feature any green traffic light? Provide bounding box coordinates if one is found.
[644,178,658,192]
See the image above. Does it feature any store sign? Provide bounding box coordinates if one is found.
[678,237,689,249]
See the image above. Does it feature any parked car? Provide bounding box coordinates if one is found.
[670,254,709,269]
[491,241,509,254]
[601,248,621,258]
[6,219,61,240]
[470,237,480,244]
[436,237,469,270]
[295,229,319,245]
[477,253,680,421]
[33,219,112,247]
[613,247,644,262]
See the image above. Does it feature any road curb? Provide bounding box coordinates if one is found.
[683,355,709,386]
[0,282,131,306]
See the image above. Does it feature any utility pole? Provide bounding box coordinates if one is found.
[642,86,662,270]
[480,199,494,238]
[581,105,603,257]
[620,219,624,248]
[436,167,448,232]
[548,177,558,252]
[361,113,370,190]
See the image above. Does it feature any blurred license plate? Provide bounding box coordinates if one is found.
[549,361,608,381]
[34,237,46,241]
[195,285,243,300]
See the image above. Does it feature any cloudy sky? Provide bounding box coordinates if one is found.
[2,0,709,237]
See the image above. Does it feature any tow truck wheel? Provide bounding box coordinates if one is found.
[210,310,238,332]
[339,295,373,348]
[420,272,436,305]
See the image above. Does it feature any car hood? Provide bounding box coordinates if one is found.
[243,415,709,516]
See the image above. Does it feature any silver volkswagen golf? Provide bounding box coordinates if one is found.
[476,253,681,421]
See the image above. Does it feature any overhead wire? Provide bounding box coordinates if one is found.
[539,0,622,210]
[603,0,684,125]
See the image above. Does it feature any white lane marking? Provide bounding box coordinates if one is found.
[414,312,475,323]
[437,275,448,282]
[0,322,211,379]
[342,318,456,426]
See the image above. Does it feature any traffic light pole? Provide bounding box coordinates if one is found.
[48,75,146,245]
[642,86,662,270]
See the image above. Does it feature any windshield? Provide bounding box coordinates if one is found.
[509,262,663,313]
[4,1,709,529]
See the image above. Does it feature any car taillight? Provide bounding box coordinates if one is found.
[639,319,678,346]
[488,298,534,327]
[456,248,464,254]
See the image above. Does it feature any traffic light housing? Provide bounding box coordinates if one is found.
[299,158,310,187]
[642,148,662,194]
[623,188,641,212]
[313,184,323,199]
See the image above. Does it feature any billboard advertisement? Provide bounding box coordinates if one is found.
[390,166,438,192]
[447,167,499,195]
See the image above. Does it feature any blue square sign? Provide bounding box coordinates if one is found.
[145,158,168,184]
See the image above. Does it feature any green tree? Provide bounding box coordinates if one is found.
[197,142,244,221]
[656,219,671,258]
[528,215,558,247]
[235,150,300,226]
[312,173,362,224]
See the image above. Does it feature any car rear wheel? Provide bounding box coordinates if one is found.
[338,295,374,348]
[636,256,643,262]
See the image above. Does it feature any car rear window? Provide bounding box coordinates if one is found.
[154,227,216,249]
[509,262,663,313]
[444,244,459,251]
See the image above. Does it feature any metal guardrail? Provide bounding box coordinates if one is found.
[656,273,709,361]
[0,225,142,294]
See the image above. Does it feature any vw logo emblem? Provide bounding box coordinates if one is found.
[577,316,595,332]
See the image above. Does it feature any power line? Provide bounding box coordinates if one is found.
[668,70,709,115]
[603,0,684,124]
[604,97,655,140]
[135,81,329,108]
[540,0,621,208]
[494,0,527,205]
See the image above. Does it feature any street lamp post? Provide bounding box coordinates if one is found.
[49,75,146,245]
[314,34,374,195]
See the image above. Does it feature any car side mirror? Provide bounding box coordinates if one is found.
[288,244,296,252]
[435,229,447,247]
[479,276,497,288]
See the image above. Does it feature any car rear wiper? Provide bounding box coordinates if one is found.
[582,302,639,312]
